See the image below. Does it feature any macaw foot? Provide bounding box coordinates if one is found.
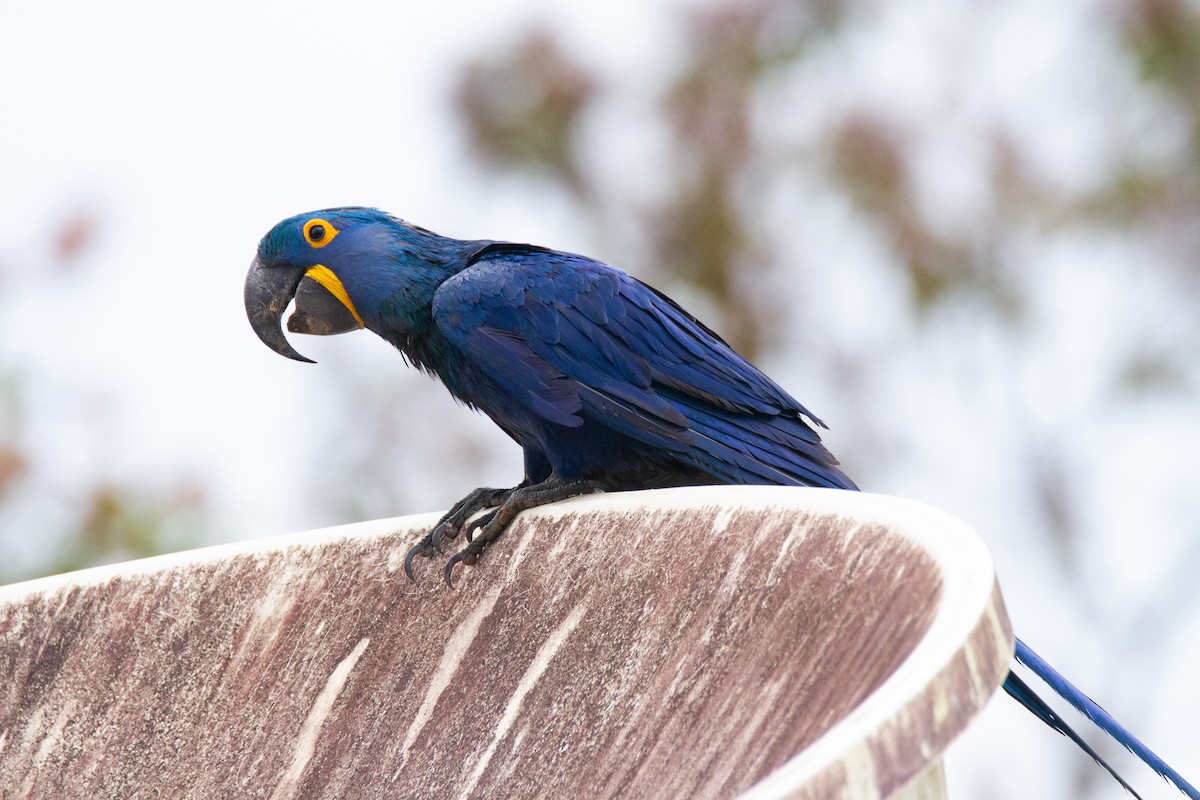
[403,476,604,585]
[442,476,603,585]
[403,486,514,579]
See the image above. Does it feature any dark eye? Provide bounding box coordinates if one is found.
[303,217,338,247]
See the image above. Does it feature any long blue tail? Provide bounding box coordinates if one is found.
[1002,669,1142,797]
[1008,637,1199,799]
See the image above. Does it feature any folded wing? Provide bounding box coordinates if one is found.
[433,244,856,490]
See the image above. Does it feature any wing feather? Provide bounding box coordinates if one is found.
[432,246,853,489]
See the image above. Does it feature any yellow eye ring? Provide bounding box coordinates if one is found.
[303,218,339,248]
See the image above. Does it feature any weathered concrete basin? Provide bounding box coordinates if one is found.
[0,487,1012,799]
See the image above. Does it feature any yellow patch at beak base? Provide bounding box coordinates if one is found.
[304,265,365,328]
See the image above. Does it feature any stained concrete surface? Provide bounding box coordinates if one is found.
[0,487,1012,799]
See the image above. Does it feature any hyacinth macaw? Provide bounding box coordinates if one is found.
[245,207,1196,799]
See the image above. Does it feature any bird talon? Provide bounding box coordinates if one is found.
[443,553,465,587]
[443,542,485,587]
[463,510,496,543]
[430,523,455,552]
[402,538,438,580]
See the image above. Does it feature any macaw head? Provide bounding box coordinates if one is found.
[246,206,465,363]
[244,208,383,362]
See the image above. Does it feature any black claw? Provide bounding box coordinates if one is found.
[430,521,454,552]
[463,510,498,543]
[402,537,438,581]
[443,540,487,587]
[443,550,469,587]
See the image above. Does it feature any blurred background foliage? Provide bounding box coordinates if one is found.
[0,211,209,581]
[2,0,1198,794]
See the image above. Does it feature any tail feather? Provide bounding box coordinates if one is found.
[1003,670,1142,798]
[1012,637,1199,800]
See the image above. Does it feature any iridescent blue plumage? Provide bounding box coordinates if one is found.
[430,242,856,489]
[245,207,1195,799]
[253,208,856,494]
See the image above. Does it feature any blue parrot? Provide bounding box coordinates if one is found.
[245,207,1196,799]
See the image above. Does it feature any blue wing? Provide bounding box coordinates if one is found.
[432,244,855,489]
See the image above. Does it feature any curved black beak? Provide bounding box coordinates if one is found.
[244,256,313,363]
